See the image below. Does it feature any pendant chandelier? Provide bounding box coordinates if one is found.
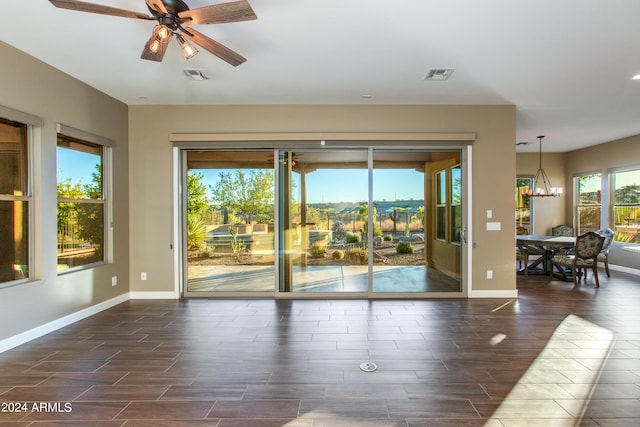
[522,135,563,197]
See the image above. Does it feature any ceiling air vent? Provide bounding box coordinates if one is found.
[183,69,209,81]
[424,68,455,81]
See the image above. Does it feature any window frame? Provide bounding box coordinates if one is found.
[435,169,447,241]
[609,166,640,244]
[515,176,533,234]
[56,129,111,273]
[574,171,602,235]
[0,117,34,287]
[450,164,462,245]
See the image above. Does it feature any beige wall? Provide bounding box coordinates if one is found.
[566,135,640,176]
[517,135,640,235]
[563,135,640,270]
[566,135,640,230]
[0,42,129,341]
[129,104,517,294]
[516,152,567,234]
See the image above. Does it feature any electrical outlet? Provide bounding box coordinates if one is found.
[487,270,493,279]
[111,276,117,286]
[141,272,147,281]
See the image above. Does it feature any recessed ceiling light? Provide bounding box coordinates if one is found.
[632,74,640,80]
[424,68,455,81]
[135,95,148,100]
[361,94,373,99]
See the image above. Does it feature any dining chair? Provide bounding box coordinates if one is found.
[552,224,574,237]
[552,231,605,287]
[597,228,615,277]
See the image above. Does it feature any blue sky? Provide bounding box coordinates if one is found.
[196,168,424,204]
[58,148,425,202]
[57,147,100,183]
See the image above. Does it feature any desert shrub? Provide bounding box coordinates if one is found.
[187,213,206,250]
[344,220,365,232]
[346,231,361,244]
[331,220,346,240]
[380,218,395,232]
[309,245,326,258]
[409,218,424,232]
[332,249,345,260]
[346,247,368,264]
[198,244,215,258]
[396,241,414,254]
[383,234,393,241]
[614,230,634,243]
[229,227,246,257]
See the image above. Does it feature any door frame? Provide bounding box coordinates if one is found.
[171,133,475,299]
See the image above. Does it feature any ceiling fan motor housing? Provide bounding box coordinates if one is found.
[148,0,190,27]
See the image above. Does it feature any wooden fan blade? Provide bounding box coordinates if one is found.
[49,0,153,20]
[140,34,172,62]
[178,0,257,25]
[145,0,168,15]
[181,27,246,66]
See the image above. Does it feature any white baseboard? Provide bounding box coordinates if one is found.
[129,291,180,299]
[608,264,640,276]
[469,289,518,298]
[0,293,130,354]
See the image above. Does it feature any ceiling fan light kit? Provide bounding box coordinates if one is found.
[176,34,198,59]
[49,0,256,65]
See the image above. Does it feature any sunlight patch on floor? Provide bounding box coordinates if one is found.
[486,314,615,426]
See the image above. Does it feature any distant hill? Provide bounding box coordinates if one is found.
[308,199,424,213]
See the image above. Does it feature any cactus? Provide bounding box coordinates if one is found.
[388,209,400,233]
[332,249,345,260]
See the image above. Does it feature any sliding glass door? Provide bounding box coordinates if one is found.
[280,150,369,293]
[371,150,461,293]
[181,146,465,297]
[183,150,275,295]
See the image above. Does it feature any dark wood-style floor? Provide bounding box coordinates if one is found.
[1,271,640,426]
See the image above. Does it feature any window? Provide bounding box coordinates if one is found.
[612,168,640,244]
[435,170,446,240]
[57,135,105,270]
[516,177,532,234]
[450,165,461,244]
[0,118,30,284]
[576,173,601,234]
[435,166,462,244]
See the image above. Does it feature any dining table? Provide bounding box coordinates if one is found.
[516,235,576,278]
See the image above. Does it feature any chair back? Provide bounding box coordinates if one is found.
[552,225,574,237]
[516,226,529,235]
[597,228,615,253]
[574,232,605,260]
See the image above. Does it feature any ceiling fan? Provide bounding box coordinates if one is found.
[49,0,257,66]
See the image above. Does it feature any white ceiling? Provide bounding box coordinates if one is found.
[3,0,640,152]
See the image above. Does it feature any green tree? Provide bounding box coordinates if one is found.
[210,169,274,224]
[57,178,83,252]
[77,164,104,258]
[187,171,210,218]
[57,164,105,259]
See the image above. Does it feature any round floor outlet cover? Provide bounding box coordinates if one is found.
[359,362,378,372]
